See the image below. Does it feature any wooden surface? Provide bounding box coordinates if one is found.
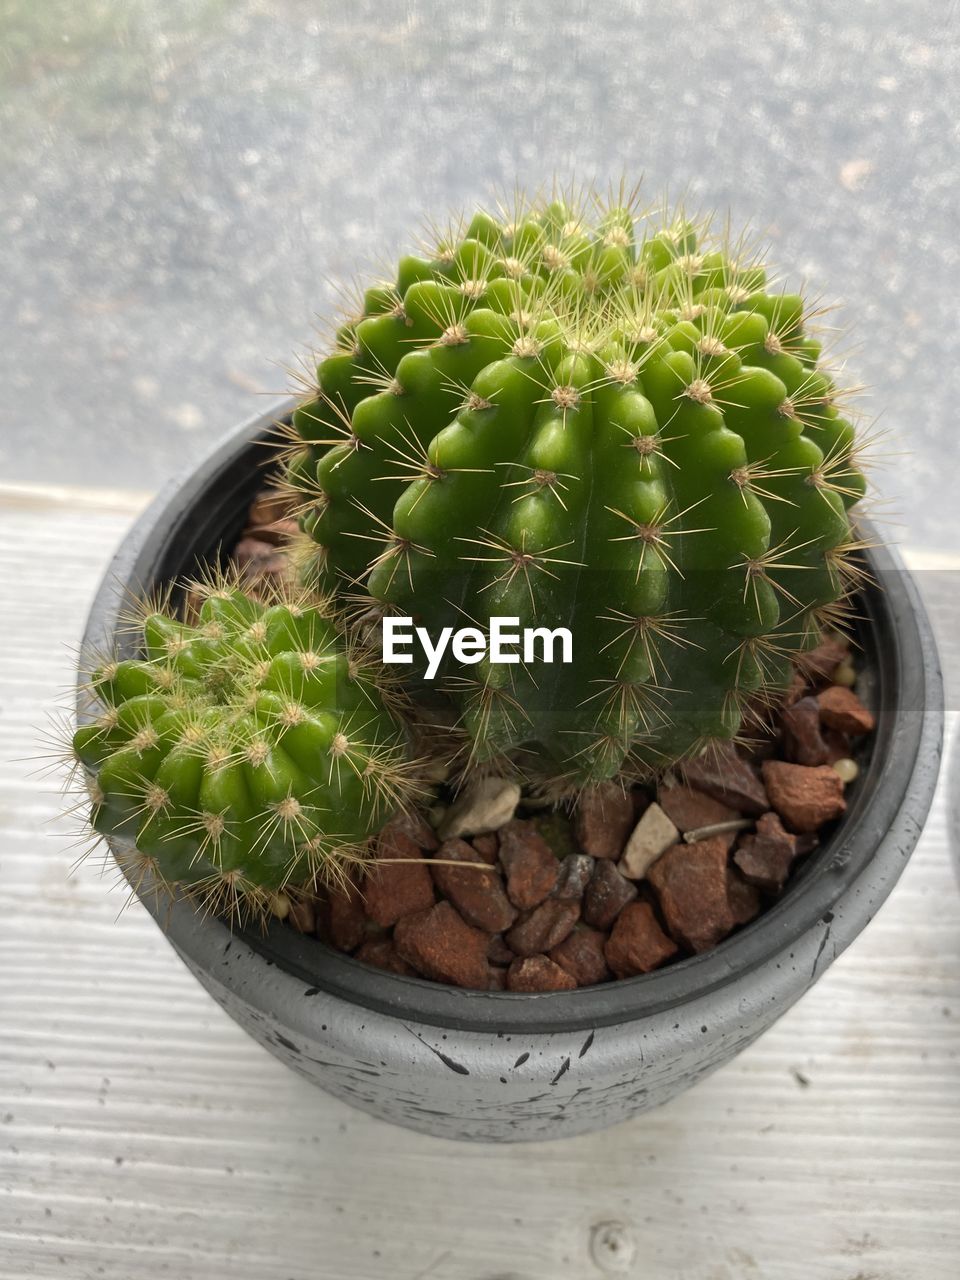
[1,483,959,1280]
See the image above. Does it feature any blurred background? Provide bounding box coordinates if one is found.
[3,6,960,1279]
[2,0,958,544]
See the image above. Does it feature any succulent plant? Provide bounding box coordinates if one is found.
[283,189,866,786]
[72,577,415,918]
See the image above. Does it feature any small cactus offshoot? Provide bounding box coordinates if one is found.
[281,186,867,786]
[72,577,417,920]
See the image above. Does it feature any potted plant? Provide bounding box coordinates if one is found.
[70,190,942,1142]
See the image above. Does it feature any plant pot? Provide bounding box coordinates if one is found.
[78,406,944,1143]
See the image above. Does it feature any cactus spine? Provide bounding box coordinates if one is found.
[283,190,866,786]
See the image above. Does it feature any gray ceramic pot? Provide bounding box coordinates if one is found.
[79,408,943,1143]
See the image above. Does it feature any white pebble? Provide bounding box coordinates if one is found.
[619,803,680,881]
[832,757,859,784]
[437,776,521,839]
[269,892,291,920]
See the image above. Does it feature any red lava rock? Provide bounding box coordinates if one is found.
[761,760,847,833]
[605,901,679,977]
[781,695,831,766]
[681,741,769,816]
[362,831,435,928]
[430,839,518,932]
[553,853,595,900]
[325,880,367,952]
[354,938,417,976]
[647,837,738,954]
[817,685,876,735]
[726,868,761,926]
[734,811,800,892]
[784,669,809,707]
[498,820,559,910]
[382,809,440,852]
[574,781,635,859]
[506,955,578,992]
[582,858,639,930]
[505,899,581,957]
[549,926,612,986]
[487,933,515,966]
[471,832,500,863]
[393,902,491,989]
[658,784,743,850]
[232,536,286,575]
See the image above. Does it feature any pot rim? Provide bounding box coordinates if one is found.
[79,405,944,1034]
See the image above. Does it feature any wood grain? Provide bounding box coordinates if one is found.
[1,485,958,1280]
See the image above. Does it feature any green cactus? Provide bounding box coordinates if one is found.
[72,577,415,918]
[283,189,865,787]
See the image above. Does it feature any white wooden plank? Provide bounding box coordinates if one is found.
[1,485,959,1280]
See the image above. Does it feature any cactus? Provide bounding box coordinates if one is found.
[72,577,416,919]
[283,188,866,787]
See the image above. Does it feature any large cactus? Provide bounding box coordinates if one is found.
[285,193,866,786]
[73,579,415,918]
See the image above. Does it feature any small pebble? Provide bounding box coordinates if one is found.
[832,757,859,784]
[619,802,679,880]
[437,776,521,840]
[499,821,560,909]
[605,901,679,977]
[363,831,434,928]
[325,879,367,951]
[549,926,612,986]
[818,685,876,735]
[394,903,491,989]
[582,858,638,930]
[832,661,857,687]
[505,899,580,957]
[430,838,517,932]
[506,955,577,993]
[574,781,635,859]
[646,837,739,954]
[761,760,847,833]
[781,695,830,766]
[553,853,595,901]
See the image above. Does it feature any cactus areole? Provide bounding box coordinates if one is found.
[285,192,866,787]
